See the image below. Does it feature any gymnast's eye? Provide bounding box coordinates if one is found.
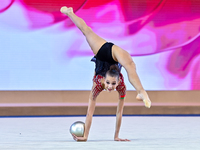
[112,83,116,85]
[106,81,110,84]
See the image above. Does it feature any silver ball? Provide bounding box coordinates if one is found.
[69,121,85,137]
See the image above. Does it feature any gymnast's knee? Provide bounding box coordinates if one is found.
[82,26,93,36]
[128,61,136,70]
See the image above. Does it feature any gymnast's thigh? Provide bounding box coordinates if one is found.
[85,27,107,55]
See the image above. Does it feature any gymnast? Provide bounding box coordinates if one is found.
[60,6,151,142]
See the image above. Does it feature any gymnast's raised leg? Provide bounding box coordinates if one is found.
[60,6,106,55]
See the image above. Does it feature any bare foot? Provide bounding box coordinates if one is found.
[136,93,151,108]
[60,6,73,15]
[136,94,142,101]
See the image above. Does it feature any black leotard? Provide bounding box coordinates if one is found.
[91,42,122,77]
[96,42,117,64]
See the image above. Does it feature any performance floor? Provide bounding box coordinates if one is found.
[0,116,199,150]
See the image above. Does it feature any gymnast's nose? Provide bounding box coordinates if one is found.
[108,84,113,89]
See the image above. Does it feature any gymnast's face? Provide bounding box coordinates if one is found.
[104,75,119,92]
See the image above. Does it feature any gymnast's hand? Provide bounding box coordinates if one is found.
[136,93,151,108]
[114,137,130,142]
[60,6,73,15]
[72,133,87,142]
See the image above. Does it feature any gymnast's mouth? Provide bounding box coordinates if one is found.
[107,88,112,92]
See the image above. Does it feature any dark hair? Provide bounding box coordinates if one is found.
[105,65,120,79]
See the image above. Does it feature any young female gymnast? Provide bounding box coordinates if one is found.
[60,6,151,142]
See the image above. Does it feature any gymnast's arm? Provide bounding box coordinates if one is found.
[72,82,102,141]
[114,97,130,141]
[113,45,151,108]
[114,82,130,141]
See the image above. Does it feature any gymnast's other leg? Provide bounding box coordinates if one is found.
[60,6,106,55]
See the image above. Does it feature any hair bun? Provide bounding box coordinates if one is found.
[110,65,120,73]
[106,65,120,78]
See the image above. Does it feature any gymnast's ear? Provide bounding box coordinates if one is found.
[117,78,120,84]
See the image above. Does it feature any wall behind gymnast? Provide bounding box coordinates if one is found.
[0,0,200,91]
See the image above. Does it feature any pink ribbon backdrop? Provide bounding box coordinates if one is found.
[0,0,200,90]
